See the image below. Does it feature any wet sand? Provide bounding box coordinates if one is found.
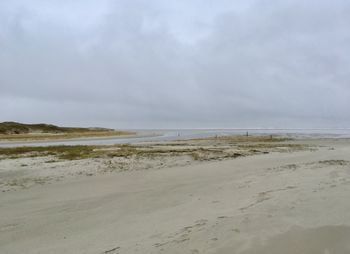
[1,138,350,253]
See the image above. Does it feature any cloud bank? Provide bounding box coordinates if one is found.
[1,0,350,128]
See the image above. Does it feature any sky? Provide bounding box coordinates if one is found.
[1,0,350,129]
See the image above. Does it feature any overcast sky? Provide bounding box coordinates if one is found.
[1,0,350,129]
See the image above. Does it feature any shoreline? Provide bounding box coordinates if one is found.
[0,131,161,147]
[2,128,350,148]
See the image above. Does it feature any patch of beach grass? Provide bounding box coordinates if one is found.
[0,135,309,162]
[319,160,350,166]
[0,145,98,160]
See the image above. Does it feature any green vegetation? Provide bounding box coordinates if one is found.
[0,135,307,162]
[0,122,134,140]
[0,145,153,160]
[0,121,99,134]
[0,144,230,161]
[0,144,197,160]
[0,145,97,160]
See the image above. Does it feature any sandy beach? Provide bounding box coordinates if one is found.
[3,0,350,252]
[1,137,350,253]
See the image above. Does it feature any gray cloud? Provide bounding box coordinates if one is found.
[1,0,350,128]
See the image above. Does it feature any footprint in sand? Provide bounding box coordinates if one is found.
[154,219,208,248]
[102,246,120,254]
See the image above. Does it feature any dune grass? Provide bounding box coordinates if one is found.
[0,122,134,141]
[0,122,95,134]
[0,135,306,161]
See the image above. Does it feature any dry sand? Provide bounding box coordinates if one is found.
[1,138,350,253]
